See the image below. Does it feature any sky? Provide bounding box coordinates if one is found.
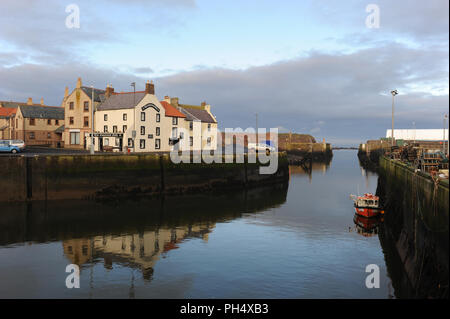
[0,0,448,146]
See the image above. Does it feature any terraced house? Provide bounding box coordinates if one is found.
[0,97,64,146]
[88,81,218,153]
[61,77,105,149]
[14,104,65,147]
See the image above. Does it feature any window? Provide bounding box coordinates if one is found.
[141,112,145,121]
[207,137,211,146]
[47,133,51,139]
[128,138,133,147]
[104,138,109,146]
[123,113,127,121]
[140,126,145,135]
[55,120,59,125]
[84,101,89,112]
[172,127,178,138]
[29,118,35,125]
[172,117,178,125]
[104,125,108,133]
[140,139,145,149]
[83,117,89,127]
[156,127,160,136]
[115,138,119,146]
[29,132,35,139]
[208,123,211,132]
[70,132,80,145]
[69,102,74,110]
[16,119,18,128]
[47,119,52,125]
[190,136,193,146]
[180,132,184,139]
[69,117,74,125]
[123,125,127,133]
[189,122,193,130]
[104,114,108,121]
[113,126,118,133]
[155,138,160,149]
[156,114,160,122]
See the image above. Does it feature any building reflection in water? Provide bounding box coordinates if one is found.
[62,223,213,282]
[0,183,288,287]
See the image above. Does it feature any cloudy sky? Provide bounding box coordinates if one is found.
[0,0,448,146]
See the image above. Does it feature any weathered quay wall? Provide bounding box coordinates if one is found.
[283,143,333,163]
[376,156,449,298]
[0,153,289,202]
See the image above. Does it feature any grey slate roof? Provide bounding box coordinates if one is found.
[179,107,216,123]
[97,92,146,110]
[81,86,106,102]
[178,107,200,121]
[20,105,65,120]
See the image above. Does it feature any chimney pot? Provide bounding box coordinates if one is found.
[145,81,155,95]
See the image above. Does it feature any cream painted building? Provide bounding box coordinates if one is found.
[87,82,218,153]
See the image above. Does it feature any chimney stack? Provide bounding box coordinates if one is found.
[170,97,179,107]
[164,95,170,103]
[64,86,69,99]
[76,77,82,89]
[145,80,155,95]
[105,84,114,98]
[40,98,44,106]
[201,101,206,107]
[27,97,33,105]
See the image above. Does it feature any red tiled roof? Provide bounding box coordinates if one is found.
[0,107,17,117]
[160,101,186,118]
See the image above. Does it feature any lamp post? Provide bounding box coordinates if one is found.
[255,113,258,145]
[390,90,398,147]
[90,85,95,155]
[412,121,416,145]
[131,82,136,152]
[444,114,448,156]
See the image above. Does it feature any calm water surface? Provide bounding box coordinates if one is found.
[0,150,394,298]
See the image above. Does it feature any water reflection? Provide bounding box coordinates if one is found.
[353,214,383,237]
[289,160,331,183]
[0,184,288,284]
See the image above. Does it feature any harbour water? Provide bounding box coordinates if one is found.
[0,150,394,298]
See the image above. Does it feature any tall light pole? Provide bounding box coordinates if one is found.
[390,90,398,147]
[412,121,416,145]
[131,82,136,152]
[255,113,258,145]
[90,85,95,154]
[444,114,448,156]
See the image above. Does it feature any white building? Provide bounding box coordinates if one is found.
[86,81,218,153]
[386,129,448,141]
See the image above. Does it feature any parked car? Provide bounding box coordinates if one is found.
[248,142,277,154]
[9,139,26,150]
[0,141,21,154]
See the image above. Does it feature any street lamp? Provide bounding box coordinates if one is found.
[444,114,448,156]
[90,85,95,155]
[390,90,398,147]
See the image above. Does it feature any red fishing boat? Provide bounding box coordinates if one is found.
[350,193,384,218]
